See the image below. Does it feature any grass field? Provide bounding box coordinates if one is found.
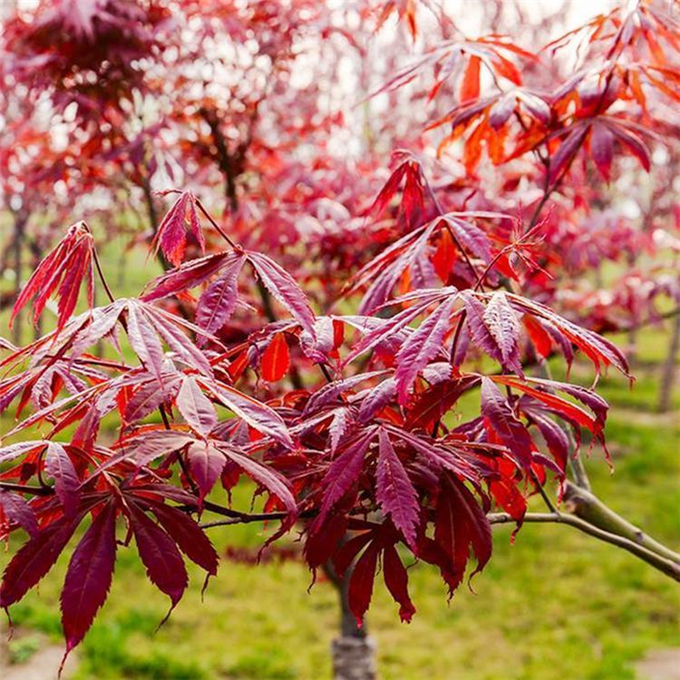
[1,242,679,680]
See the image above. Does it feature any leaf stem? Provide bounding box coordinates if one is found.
[91,241,116,304]
[195,199,240,250]
[529,469,556,513]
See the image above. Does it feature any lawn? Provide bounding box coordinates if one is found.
[1,243,679,680]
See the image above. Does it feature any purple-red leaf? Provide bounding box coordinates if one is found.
[10,222,94,332]
[483,292,523,374]
[347,540,380,625]
[395,296,456,404]
[260,333,290,382]
[247,251,317,339]
[376,430,419,548]
[219,444,297,515]
[196,252,246,339]
[319,429,376,522]
[405,376,480,430]
[186,441,225,500]
[383,543,416,623]
[124,376,181,424]
[434,476,492,591]
[549,125,589,184]
[202,379,293,448]
[481,377,535,467]
[147,502,218,575]
[142,252,229,302]
[129,504,188,607]
[61,502,117,652]
[0,491,38,538]
[590,123,614,180]
[0,516,81,608]
[462,292,504,364]
[153,191,205,266]
[176,376,217,435]
[125,302,165,383]
[44,443,80,516]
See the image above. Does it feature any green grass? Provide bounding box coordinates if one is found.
[1,243,679,679]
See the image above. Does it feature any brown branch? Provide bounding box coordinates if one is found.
[0,482,54,497]
[195,490,680,583]
[200,513,289,529]
[529,469,556,513]
[568,450,592,492]
[199,502,315,528]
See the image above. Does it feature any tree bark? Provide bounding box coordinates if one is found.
[141,177,159,235]
[658,312,680,413]
[324,558,377,680]
[331,636,377,680]
[0,618,7,672]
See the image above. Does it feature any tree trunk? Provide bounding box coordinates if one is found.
[141,177,172,272]
[332,635,377,680]
[626,325,638,368]
[11,214,27,347]
[141,177,159,235]
[29,241,43,341]
[325,561,377,680]
[658,313,680,413]
[0,618,7,671]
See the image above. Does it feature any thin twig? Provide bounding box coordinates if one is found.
[530,469,557,513]
[91,241,116,304]
[195,198,240,249]
[195,499,680,584]
[0,481,54,496]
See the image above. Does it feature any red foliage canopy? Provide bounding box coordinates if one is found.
[1,0,679,666]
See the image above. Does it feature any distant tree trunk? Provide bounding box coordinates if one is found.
[0,618,7,671]
[28,240,43,341]
[141,177,159,235]
[140,177,171,272]
[658,313,680,413]
[626,325,638,368]
[324,558,377,680]
[11,213,27,346]
[625,255,639,367]
[116,238,127,290]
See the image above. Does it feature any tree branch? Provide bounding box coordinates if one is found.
[489,511,680,582]
[0,481,54,496]
[563,481,680,564]
[199,503,314,529]
[6,468,677,584]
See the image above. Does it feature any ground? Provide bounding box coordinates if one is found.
[1,241,678,680]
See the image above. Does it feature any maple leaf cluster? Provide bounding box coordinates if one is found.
[0,187,627,657]
[1,0,679,666]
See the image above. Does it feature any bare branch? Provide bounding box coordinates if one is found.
[489,511,680,582]
[0,481,53,496]
[563,482,680,564]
